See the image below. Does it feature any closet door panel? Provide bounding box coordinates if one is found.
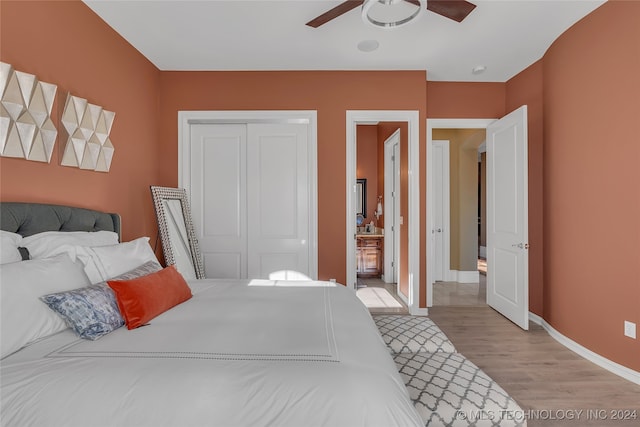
[247,123,310,279]
[191,124,247,279]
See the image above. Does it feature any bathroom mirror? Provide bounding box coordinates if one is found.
[150,186,205,280]
[356,178,367,218]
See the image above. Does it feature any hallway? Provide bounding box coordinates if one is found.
[432,273,487,306]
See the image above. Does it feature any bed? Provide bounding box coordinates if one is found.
[0,202,423,427]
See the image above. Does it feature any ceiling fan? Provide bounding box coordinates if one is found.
[306,0,476,28]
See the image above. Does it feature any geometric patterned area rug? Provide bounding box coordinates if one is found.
[373,315,457,354]
[394,352,527,427]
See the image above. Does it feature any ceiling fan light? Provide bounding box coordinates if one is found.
[362,0,425,28]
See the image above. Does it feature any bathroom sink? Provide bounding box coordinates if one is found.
[357,227,384,236]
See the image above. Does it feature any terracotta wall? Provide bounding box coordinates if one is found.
[0,1,161,242]
[356,125,379,222]
[159,71,427,286]
[376,126,386,230]
[427,82,506,119]
[540,1,640,371]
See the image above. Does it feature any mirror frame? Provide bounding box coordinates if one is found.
[356,178,367,218]
[150,186,205,279]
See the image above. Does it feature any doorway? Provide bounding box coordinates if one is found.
[427,108,529,330]
[430,131,486,306]
[426,119,494,308]
[346,110,422,315]
[355,126,404,309]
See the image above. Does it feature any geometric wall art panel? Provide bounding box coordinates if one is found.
[0,62,58,163]
[60,93,115,172]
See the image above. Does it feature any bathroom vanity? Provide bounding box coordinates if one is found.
[356,232,383,278]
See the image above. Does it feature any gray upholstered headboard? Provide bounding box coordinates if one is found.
[0,202,121,240]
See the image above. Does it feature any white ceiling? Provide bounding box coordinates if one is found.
[83,0,605,82]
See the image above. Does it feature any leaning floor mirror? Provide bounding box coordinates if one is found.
[150,186,205,280]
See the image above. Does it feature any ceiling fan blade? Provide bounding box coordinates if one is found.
[427,0,476,23]
[306,0,364,28]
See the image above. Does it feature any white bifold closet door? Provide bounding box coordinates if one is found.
[190,123,310,280]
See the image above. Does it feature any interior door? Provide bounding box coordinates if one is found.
[486,105,529,330]
[190,124,247,279]
[392,141,400,287]
[432,140,450,282]
[247,123,310,279]
[383,132,400,286]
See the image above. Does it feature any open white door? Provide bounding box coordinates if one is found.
[432,140,450,282]
[383,131,400,286]
[486,105,529,330]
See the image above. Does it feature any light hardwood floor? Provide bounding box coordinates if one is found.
[427,306,640,427]
[362,277,639,426]
[432,276,487,306]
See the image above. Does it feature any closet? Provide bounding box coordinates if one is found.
[186,121,313,280]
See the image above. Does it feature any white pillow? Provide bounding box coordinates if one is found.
[75,237,160,284]
[0,253,91,359]
[0,231,23,264]
[22,230,119,260]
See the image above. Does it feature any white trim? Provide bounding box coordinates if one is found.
[426,119,495,307]
[448,270,480,283]
[529,312,640,385]
[347,110,420,316]
[396,289,408,306]
[178,110,318,280]
[412,307,430,316]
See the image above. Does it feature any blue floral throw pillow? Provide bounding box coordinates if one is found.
[40,260,162,340]
[40,284,122,340]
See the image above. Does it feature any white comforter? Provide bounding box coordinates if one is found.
[1,279,423,427]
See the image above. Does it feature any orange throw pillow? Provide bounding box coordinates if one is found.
[107,265,192,329]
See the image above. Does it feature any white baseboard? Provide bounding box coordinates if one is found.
[397,289,408,306]
[479,246,486,258]
[411,307,429,316]
[529,312,640,385]
[448,270,480,283]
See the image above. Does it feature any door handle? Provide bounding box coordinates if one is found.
[511,243,530,249]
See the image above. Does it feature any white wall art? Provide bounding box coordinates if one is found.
[0,62,58,162]
[60,94,115,172]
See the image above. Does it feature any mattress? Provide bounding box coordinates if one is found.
[0,279,423,427]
